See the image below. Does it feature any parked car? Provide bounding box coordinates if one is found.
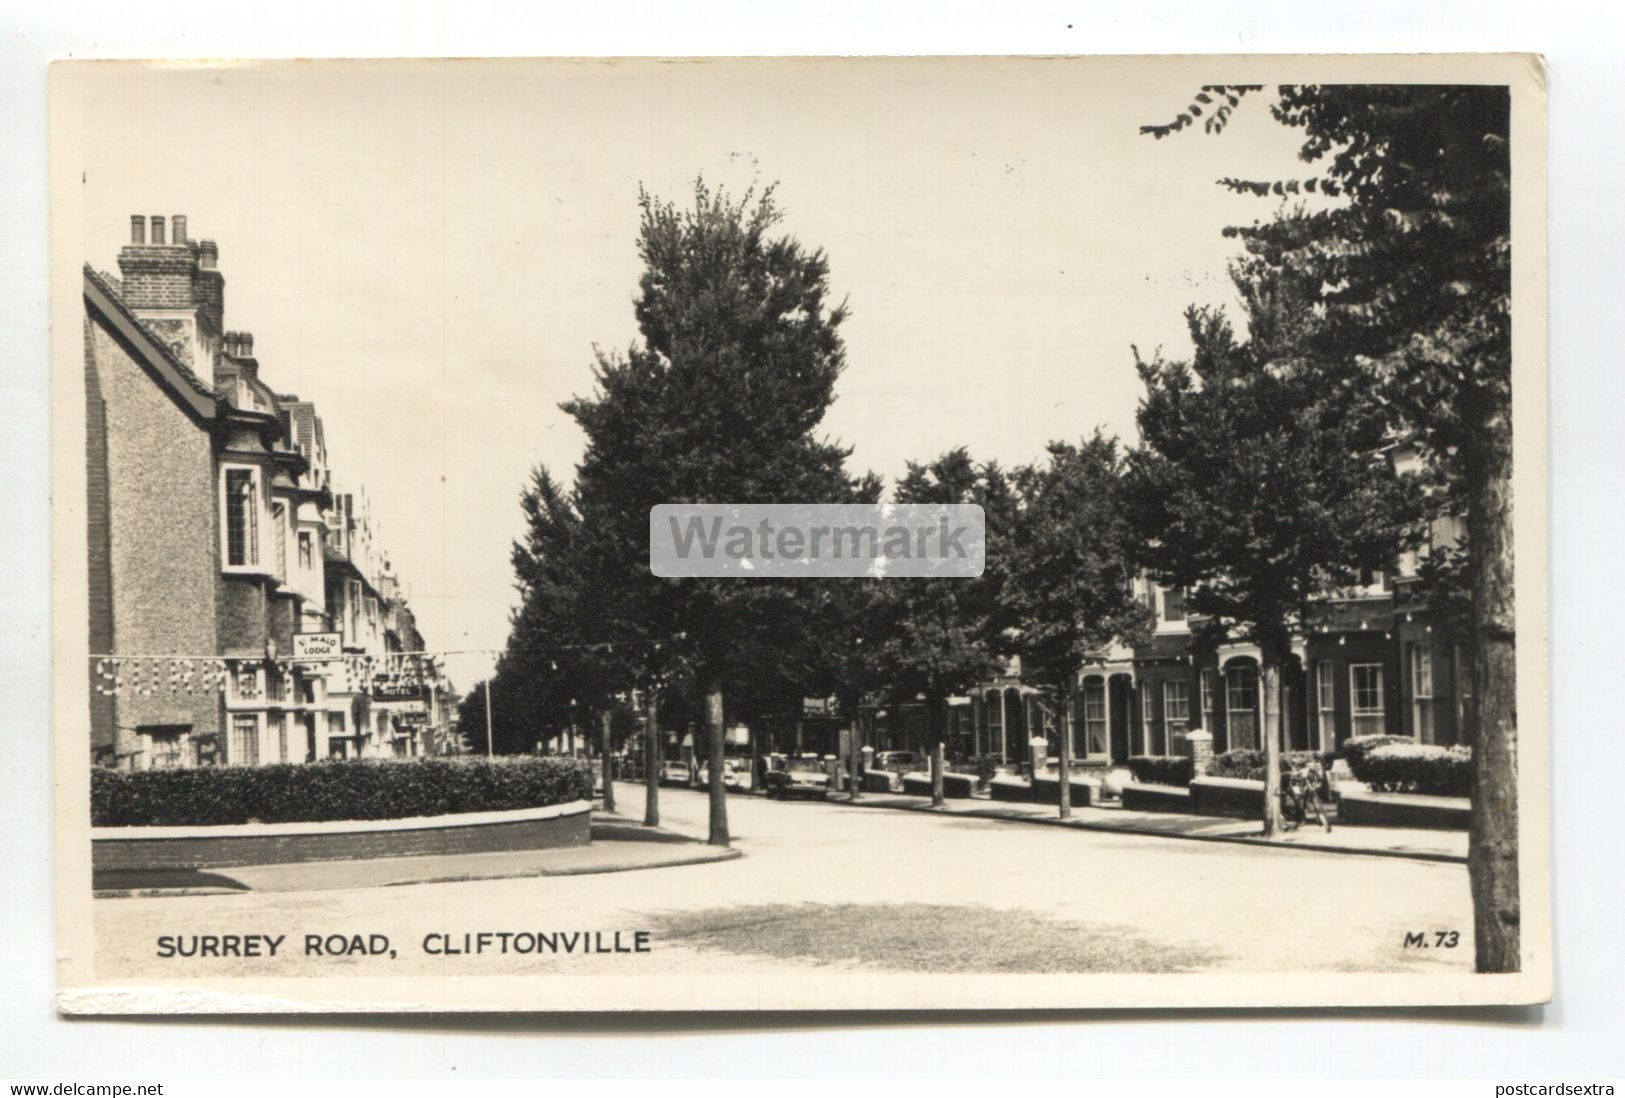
[659,760,692,786]
[872,750,927,774]
[763,754,837,800]
[694,758,752,792]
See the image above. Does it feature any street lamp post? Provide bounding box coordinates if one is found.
[483,676,495,759]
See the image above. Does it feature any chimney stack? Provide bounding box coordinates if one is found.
[241,332,254,358]
[172,215,187,244]
[150,216,166,245]
[197,239,218,269]
[130,215,146,245]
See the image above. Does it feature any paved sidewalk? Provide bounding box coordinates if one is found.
[94,814,740,897]
[832,790,1468,863]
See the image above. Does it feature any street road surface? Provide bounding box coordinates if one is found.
[92,784,1474,978]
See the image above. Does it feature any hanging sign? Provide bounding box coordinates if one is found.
[293,632,343,661]
[372,675,426,700]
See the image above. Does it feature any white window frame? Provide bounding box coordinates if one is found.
[347,579,361,641]
[1226,665,1259,750]
[1163,679,1190,753]
[1082,677,1108,759]
[220,463,266,572]
[1200,669,1216,732]
[1138,680,1156,755]
[1350,662,1386,737]
[1410,645,1435,743]
[1315,660,1336,751]
[271,501,288,581]
[230,713,260,766]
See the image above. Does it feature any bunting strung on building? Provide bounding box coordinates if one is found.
[86,635,684,699]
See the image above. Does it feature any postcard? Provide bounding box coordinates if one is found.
[50,54,1550,1012]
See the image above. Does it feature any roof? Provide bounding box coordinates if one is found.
[83,265,222,418]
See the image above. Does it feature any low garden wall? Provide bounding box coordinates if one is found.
[1189,776,1265,819]
[862,769,898,793]
[1336,789,1470,830]
[89,756,595,872]
[990,776,1034,802]
[1120,782,1192,814]
[1031,773,1098,808]
[92,800,593,872]
[900,771,977,799]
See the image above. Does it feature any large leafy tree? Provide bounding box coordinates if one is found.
[1127,274,1423,836]
[562,180,859,845]
[1005,433,1153,818]
[873,450,1014,806]
[1145,83,1518,971]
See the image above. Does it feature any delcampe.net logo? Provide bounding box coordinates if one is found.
[649,503,986,578]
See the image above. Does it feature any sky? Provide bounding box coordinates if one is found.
[63,58,1317,689]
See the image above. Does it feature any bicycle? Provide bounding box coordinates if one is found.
[1279,760,1332,832]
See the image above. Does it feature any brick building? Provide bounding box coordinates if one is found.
[84,213,450,770]
[960,509,1470,772]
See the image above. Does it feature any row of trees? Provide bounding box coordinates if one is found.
[464,82,1517,973]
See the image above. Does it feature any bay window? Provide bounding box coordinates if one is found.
[221,465,262,569]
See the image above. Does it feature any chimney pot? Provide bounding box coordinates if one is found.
[172,215,187,244]
[198,239,218,269]
[130,215,146,245]
[150,216,166,245]
[242,333,254,357]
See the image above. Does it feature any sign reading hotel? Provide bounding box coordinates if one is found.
[371,675,426,701]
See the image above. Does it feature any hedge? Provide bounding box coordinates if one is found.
[1341,734,1412,769]
[1206,749,1334,782]
[1127,755,1193,787]
[1346,742,1473,797]
[91,756,594,827]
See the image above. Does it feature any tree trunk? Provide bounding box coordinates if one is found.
[599,708,616,815]
[851,721,864,799]
[928,695,946,807]
[642,691,660,828]
[1260,652,1285,838]
[705,683,730,847]
[749,719,762,796]
[1468,450,1519,973]
[1057,682,1074,820]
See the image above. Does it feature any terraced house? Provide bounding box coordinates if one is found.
[83,214,450,770]
[955,468,1471,772]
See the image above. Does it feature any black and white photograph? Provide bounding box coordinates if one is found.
[48,54,1549,1013]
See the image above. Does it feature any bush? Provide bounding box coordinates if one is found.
[1346,742,1473,797]
[1342,734,1412,769]
[91,756,594,827]
[1127,755,1193,787]
[966,754,1001,784]
[1206,749,1335,782]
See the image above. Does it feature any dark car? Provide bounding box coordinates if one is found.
[763,754,837,800]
